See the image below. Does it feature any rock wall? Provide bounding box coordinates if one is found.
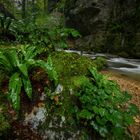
[64,0,140,58]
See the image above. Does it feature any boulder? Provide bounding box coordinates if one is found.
[64,0,140,58]
[65,0,111,35]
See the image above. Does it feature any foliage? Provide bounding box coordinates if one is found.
[0,93,11,138]
[0,8,81,51]
[93,57,107,70]
[0,113,10,137]
[35,51,138,139]
[10,16,80,51]
[50,51,107,89]
[74,67,139,139]
[0,15,14,41]
[38,51,108,139]
[0,45,58,111]
[55,0,66,13]
[51,51,94,85]
[27,24,80,51]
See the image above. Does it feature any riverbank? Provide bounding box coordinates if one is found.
[101,70,140,140]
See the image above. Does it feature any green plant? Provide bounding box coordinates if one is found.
[0,45,58,111]
[94,57,107,70]
[0,113,11,137]
[0,93,11,138]
[74,67,139,139]
[0,15,12,32]
[10,19,36,43]
[26,24,80,51]
[10,16,80,51]
[0,15,14,40]
[46,27,81,51]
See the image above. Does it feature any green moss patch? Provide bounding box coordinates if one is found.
[50,51,106,88]
[0,94,11,138]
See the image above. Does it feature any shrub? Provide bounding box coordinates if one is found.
[10,16,80,51]
[0,15,15,41]
[94,57,107,70]
[74,67,139,139]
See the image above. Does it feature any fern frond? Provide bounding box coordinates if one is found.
[4,48,20,67]
[20,45,44,60]
[9,73,22,111]
[22,75,32,99]
[0,51,13,73]
[35,56,58,86]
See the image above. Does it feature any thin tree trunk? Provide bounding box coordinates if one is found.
[32,0,35,13]
[22,0,26,19]
[44,0,48,13]
[32,0,35,21]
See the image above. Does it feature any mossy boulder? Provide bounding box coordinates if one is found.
[50,51,106,87]
[37,51,107,139]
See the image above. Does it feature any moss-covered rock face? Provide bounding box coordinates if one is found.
[64,0,140,58]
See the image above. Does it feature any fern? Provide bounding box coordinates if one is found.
[22,76,32,99]
[9,73,22,111]
[0,45,58,111]
[35,56,58,86]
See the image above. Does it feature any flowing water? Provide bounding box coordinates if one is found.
[107,57,140,81]
[64,50,140,81]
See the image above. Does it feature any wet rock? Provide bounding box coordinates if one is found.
[65,0,111,35]
[64,0,140,57]
[24,105,47,130]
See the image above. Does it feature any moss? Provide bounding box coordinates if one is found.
[50,51,95,86]
[48,51,106,88]
[94,57,107,70]
[38,51,107,139]
[0,95,11,138]
[39,51,99,138]
[0,113,11,136]
[72,76,89,87]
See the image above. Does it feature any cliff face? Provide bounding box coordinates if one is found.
[64,0,111,35]
[64,0,140,58]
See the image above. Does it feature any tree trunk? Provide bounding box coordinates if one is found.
[22,0,26,19]
[32,0,35,21]
[32,0,35,13]
[44,0,48,13]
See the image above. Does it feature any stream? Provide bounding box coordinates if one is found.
[64,50,140,81]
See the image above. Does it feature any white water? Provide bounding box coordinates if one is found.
[64,50,140,81]
[107,57,140,81]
